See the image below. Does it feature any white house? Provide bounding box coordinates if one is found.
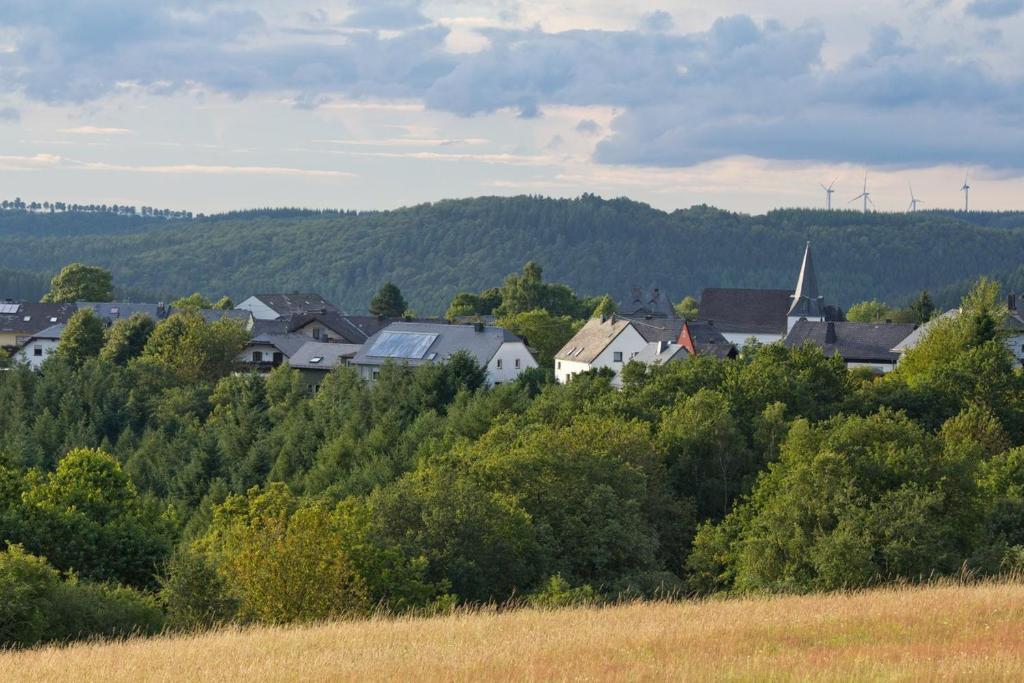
[14,324,64,370]
[236,333,311,372]
[555,317,735,386]
[350,322,537,385]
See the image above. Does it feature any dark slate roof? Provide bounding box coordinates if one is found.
[288,341,362,370]
[78,302,168,322]
[25,323,65,341]
[192,309,253,326]
[784,321,918,363]
[352,322,522,368]
[628,317,684,343]
[288,311,372,344]
[246,333,311,358]
[618,288,677,319]
[0,302,77,336]
[252,318,292,336]
[253,293,338,317]
[632,342,691,365]
[698,288,793,335]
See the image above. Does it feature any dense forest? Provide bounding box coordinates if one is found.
[3,273,1024,647]
[2,196,1024,313]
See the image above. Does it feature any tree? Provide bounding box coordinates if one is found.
[100,313,155,365]
[143,311,249,383]
[495,262,588,319]
[674,296,700,320]
[170,293,213,309]
[56,309,105,367]
[846,300,893,323]
[369,282,407,317]
[498,309,582,367]
[42,264,113,303]
[590,295,617,318]
[909,291,935,324]
[213,296,234,310]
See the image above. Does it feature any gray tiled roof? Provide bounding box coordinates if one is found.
[288,341,362,370]
[352,322,521,368]
[247,333,312,358]
[698,288,794,335]
[785,321,917,363]
[78,302,167,322]
[192,309,253,325]
[26,323,65,341]
[253,293,338,317]
[618,288,677,319]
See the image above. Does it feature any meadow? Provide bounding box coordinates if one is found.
[3,580,1023,682]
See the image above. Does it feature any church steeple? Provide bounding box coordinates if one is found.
[788,242,824,319]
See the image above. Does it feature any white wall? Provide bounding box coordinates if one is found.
[1007,334,1024,365]
[720,331,784,346]
[487,341,538,384]
[555,325,647,387]
[236,296,279,321]
[236,342,286,365]
[15,338,59,370]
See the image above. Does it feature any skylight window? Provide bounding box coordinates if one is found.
[310,356,323,364]
[0,303,19,314]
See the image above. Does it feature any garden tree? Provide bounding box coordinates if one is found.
[674,296,700,320]
[846,300,893,323]
[974,447,1024,571]
[206,373,272,492]
[170,293,213,309]
[687,410,983,595]
[100,313,155,365]
[658,389,755,520]
[369,282,407,317]
[195,484,369,624]
[445,289,501,319]
[497,309,581,367]
[213,296,233,310]
[590,295,617,318]
[495,262,590,319]
[909,290,935,324]
[56,309,105,367]
[142,311,249,383]
[16,448,175,588]
[41,263,113,303]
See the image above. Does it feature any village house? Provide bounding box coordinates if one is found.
[350,321,537,385]
[697,243,840,345]
[287,341,362,393]
[554,316,734,386]
[0,301,77,352]
[235,293,338,321]
[784,320,918,374]
[13,323,64,370]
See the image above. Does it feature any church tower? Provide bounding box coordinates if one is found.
[787,242,826,332]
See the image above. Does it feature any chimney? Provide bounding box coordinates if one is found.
[825,321,837,344]
[1009,293,1017,312]
[657,340,667,354]
[600,314,607,323]
[474,322,484,333]
[157,302,166,317]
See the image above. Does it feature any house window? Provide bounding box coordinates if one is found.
[34,347,43,357]
[273,352,284,364]
[557,361,562,370]
[514,358,521,369]
[496,359,503,369]
[252,351,263,363]
[372,369,380,380]
[613,351,623,362]
[312,327,321,340]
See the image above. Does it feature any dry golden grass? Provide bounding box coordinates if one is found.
[4,580,1024,682]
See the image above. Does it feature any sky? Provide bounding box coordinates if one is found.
[1,0,1023,214]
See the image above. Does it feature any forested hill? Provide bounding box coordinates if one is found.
[3,196,1024,313]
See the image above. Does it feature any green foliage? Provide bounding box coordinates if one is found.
[143,311,250,383]
[170,292,213,309]
[57,308,106,367]
[527,574,600,609]
[0,545,162,648]
[846,300,893,322]
[909,291,935,323]
[369,282,407,317]
[42,263,113,303]
[100,313,155,365]
[498,309,581,367]
[590,295,617,318]
[674,296,700,320]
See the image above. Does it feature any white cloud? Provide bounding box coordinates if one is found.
[57,126,133,135]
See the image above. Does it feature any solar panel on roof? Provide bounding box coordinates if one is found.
[367,331,437,359]
[0,303,20,314]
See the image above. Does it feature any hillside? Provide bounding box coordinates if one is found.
[4,581,1022,682]
[3,197,1024,313]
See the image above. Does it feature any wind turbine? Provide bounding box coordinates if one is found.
[961,171,971,212]
[820,178,838,210]
[850,173,873,213]
[908,182,923,212]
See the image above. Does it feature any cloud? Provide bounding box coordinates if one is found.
[575,119,602,135]
[642,10,674,33]
[965,0,1024,19]
[0,107,19,122]
[342,0,430,30]
[58,125,132,134]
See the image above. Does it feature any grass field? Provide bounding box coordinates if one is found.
[4,581,1024,682]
